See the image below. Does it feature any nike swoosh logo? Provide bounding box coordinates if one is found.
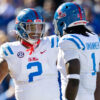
[40,50,47,54]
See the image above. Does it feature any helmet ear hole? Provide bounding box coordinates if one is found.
[66,6,68,8]
[60,22,64,26]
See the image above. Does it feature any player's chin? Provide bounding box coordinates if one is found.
[29,34,40,40]
[30,36,41,40]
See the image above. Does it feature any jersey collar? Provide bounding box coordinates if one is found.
[21,39,40,55]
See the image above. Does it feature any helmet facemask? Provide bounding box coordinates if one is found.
[53,19,65,37]
[53,19,60,36]
[20,22,45,44]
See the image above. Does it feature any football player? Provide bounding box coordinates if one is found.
[0,8,61,100]
[54,2,100,100]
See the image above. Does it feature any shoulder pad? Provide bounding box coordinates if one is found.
[59,34,85,50]
[48,35,59,48]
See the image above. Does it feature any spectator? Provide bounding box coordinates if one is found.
[0,0,15,33]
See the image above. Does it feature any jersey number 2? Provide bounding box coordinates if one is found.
[91,53,96,76]
[27,62,43,82]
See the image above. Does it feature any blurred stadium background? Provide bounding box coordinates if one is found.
[0,0,100,100]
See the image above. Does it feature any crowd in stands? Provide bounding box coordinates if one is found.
[0,0,100,100]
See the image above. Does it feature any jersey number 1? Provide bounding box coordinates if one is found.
[27,62,43,82]
[91,53,96,76]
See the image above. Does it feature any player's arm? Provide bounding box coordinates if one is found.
[95,72,100,100]
[65,59,80,100]
[0,58,9,84]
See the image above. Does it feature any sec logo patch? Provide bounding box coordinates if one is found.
[17,51,24,58]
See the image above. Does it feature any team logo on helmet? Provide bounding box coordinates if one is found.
[17,51,24,58]
[27,19,32,22]
[34,19,42,22]
[58,11,66,19]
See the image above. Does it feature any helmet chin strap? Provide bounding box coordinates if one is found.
[21,39,41,55]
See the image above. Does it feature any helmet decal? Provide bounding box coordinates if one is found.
[34,19,42,22]
[58,11,66,19]
[27,19,32,22]
[30,8,39,19]
[74,3,83,20]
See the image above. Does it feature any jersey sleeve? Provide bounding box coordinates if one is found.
[0,44,7,59]
[49,35,59,48]
[58,36,81,63]
[0,43,14,70]
[0,43,14,59]
[47,35,59,63]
